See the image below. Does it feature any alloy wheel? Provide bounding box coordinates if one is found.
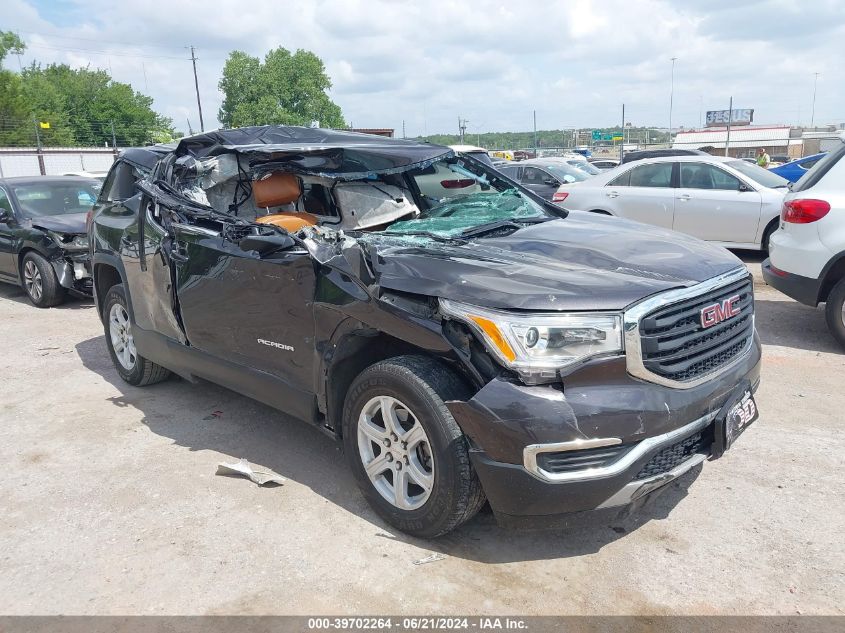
[109,303,137,371]
[357,395,435,510]
[23,260,42,302]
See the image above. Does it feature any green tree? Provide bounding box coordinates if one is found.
[0,31,25,63]
[21,63,175,146]
[218,47,345,129]
[0,31,175,147]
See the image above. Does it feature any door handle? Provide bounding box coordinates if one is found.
[679,194,691,201]
[606,191,619,198]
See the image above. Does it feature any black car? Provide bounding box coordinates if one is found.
[0,176,101,306]
[90,126,761,538]
[621,148,709,164]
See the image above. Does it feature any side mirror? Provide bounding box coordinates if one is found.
[543,178,560,186]
[0,209,9,222]
[738,183,752,192]
[239,233,295,256]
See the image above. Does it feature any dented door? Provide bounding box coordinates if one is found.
[171,224,317,394]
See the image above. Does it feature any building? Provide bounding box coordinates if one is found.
[672,125,801,159]
[347,128,394,138]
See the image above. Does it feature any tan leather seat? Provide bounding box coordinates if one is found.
[253,172,301,208]
[255,212,318,232]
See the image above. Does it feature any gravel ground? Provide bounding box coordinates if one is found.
[0,253,842,615]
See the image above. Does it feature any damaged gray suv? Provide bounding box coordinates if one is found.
[90,127,761,537]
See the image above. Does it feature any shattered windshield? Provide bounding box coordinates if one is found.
[384,189,547,238]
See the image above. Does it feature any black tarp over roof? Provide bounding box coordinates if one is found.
[172,125,454,179]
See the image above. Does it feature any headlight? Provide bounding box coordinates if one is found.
[49,231,88,251]
[439,298,622,381]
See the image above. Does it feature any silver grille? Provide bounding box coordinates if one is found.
[624,268,754,389]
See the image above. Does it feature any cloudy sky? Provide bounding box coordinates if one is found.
[5,0,845,136]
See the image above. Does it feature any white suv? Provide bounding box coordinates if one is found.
[763,133,845,348]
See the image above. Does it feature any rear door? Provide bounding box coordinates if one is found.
[603,161,675,229]
[673,162,762,244]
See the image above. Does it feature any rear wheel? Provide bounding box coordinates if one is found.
[103,284,171,386]
[824,277,845,350]
[21,252,65,308]
[761,219,779,253]
[342,355,485,538]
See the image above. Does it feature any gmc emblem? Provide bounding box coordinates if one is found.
[700,295,741,329]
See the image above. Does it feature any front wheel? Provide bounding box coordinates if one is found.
[342,356,485,538]
[825,277,845,350]
[21,252,66,307]
[103,284,171,386]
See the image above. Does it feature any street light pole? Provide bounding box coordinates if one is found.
[669,57,676,143]
[811,72,820,128]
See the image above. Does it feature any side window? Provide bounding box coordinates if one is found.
[498,165,519,180]
[522,167,546,184]
[800,157,820,170]
[0,189,12,215]
[101,161,143,202]
[680,163,741,191]
[628,163,673,188]
[608,169,631,187]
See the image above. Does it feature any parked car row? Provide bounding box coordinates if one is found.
[552,154,789,251]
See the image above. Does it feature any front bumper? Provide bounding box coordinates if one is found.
[51,252,93,296]
[762,258,821,306]
[446,332,762,523]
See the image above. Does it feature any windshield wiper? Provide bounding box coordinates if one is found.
[382,230,467,243]
[458,216,552,239]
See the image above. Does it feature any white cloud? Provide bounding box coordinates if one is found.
[4,0,844,136]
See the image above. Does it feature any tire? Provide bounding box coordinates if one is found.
[824,277,845,350]
[102,284,171,386]
[20,251,66,308]
[342,355,486,538]
[761,220,779,253]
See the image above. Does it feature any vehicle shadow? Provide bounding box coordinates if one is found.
[0,282,95,310]
[75,334,701,564]
[754,299,841,354]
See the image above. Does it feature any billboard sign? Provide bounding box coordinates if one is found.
[706,109,754,127]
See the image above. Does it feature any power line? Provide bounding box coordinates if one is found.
[11,29,187,51]
[25,43,188,61]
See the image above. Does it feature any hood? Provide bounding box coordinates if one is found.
[29,212,88,235]
[365,212,744,311]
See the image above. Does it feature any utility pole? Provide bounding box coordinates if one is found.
[33,118,46,176]
[402,119,406,139]
[669,57,676,142]
[620,104,625,161]
[458,117,468,144]
[725,96,733,157]
[811,72,820,128]
[189,46,204,132]
[533,110,537,156]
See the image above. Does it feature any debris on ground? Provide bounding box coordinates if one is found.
[203,410,224,420]
[215,459,285,486]
[413,553,446,565]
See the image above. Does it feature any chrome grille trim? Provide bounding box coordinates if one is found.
[624,267,755,389]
